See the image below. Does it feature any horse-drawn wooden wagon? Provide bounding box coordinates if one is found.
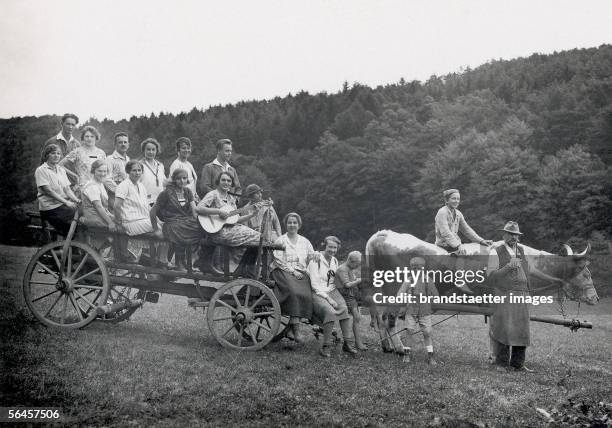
[22,210,290,351]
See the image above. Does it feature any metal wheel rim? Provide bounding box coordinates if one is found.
[207,278,281,351]
[23,240,110,329]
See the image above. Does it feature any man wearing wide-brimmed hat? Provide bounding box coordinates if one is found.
[487,221,565,372]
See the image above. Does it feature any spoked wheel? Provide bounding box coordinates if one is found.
[207,278,281,351]
[23,240,110,329]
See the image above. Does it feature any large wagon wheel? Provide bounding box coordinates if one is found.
[207,278,281,351]
[23,240,110,329]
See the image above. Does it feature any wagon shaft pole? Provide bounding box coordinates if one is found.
[430,304,592,330]
[528,316,593,330]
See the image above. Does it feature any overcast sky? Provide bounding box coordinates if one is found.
[1,0,611,121]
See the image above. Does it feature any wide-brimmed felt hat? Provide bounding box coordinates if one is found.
[244,184,263,198]
[499,221,523,235]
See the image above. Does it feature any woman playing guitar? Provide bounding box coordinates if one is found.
[195,172,262,275]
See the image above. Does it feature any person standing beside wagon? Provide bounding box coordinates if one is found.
[334,250,368,351]
[396,256,439,365]
[487,221,566,372]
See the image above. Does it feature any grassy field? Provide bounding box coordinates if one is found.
[1,246,611,427]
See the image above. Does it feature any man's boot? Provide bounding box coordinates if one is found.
[319,322,334,357]
[291,323,304,344]
[428,352,438,366]
[342,339,358,355]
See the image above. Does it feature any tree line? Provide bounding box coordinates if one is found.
[1,45,611,259]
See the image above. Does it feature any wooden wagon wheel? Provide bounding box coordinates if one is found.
[23,240,110,329]
[207,278,281,351]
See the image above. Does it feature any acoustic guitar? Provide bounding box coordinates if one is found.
[198,201,271,233]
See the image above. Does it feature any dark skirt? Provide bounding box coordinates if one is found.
[312,289,350,325]
[40,204,75,236]
[270,268,313,319]
[162,216,204,245]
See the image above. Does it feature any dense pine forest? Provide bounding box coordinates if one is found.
[1,45,611,254]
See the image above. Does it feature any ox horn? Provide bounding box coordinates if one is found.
[574,241,591,258]
[562,244,573,256]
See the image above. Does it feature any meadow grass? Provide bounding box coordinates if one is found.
[1,246,610,427]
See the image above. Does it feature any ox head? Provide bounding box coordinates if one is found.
[560,242,599,305]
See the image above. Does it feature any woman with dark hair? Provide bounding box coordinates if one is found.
[60,125,106,187]
[169,137,199,201]
[270,212,315,344]
[139,137,166,207]
[307,236,357,357]
[150,168,204,271]
[195,171,259,274]
[435,188,492,254]
[35,144,81,236]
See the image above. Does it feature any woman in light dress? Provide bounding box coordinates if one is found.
[60,125,106,188]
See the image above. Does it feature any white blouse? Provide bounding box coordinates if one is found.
[272,234,314,273]
[307,253,339,297]
[140,159,166,205]
[115,179,150,223]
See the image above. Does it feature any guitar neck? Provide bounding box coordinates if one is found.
[225,208,243,217]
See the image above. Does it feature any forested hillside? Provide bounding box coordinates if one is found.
[1,45,611,253]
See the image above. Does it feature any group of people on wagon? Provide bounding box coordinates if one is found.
[34,114,368,356]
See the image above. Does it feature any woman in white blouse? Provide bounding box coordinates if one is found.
[35,144,81,236]
[60,125,106,188]
[81,160,115,231]
[113,160,162,262]
[271,212,315,344]
[80,160,115,251]
[139,138,166,207]
[169,137,199,201]
[307,236,357,357]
